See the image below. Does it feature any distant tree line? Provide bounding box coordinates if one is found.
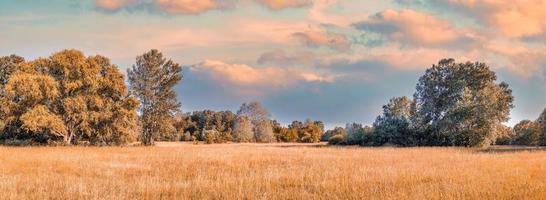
[326,59,517,148]
[157,102,324,144]
[0,49,323,145]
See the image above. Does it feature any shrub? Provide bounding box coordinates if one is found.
[328,134,344,145]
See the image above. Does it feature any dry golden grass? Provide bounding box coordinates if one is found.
[1,143,546,200]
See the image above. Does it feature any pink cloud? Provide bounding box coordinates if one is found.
[95,0,133,11]
[257,0,313,10]
[440,0,546,38]
[486,41,546,78]
[292,30,351,52]
[354,9,475,47]
[153,0,228,14]
[189,60,337,95]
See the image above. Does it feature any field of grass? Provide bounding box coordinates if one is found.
[1,143,546,199]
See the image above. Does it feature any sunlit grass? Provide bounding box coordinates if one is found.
[1,143,545,199]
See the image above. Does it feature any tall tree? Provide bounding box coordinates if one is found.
[128,49,182,145]
[413,58,514,147]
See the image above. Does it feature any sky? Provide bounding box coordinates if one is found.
[1,0,546,128]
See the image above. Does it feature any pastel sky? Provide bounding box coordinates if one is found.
[1,0,546,128]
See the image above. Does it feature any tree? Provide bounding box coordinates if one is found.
[232,116,254,142]
[537,108,546,145]
[299,120,323,143]
[254,120,275,142]
[512,120,540,146]
[1,50,138,145]
[372,96,418,146]
[1,72,65,142]
[494,125,513,145]
[277,127,298,142]
[128,49,182,145]
[0,55,24,88]
[236,102,274,142]
[413,59,514,147]
[322,127,345,141]
[343,123,374,145]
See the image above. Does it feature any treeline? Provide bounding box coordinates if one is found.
[158,103,324,144]
[495,110,546,146]
[0,49,323,145]
[326,59,518,148]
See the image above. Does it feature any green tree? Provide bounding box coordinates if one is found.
[413,59,514,147]
[322,127,345,141]
[512,120,540,146]
[537,108,546,145]
[372,96,418,146]
[128,49,182,145]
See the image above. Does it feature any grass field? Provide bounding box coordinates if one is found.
[1,143,546,199]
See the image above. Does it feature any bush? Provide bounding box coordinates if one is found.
[328,134,344,145]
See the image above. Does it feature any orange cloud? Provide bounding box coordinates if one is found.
[189,60,337,95]
[95,0,133,11]
[486,41,546,78]
[257,0,313,10]
[440,0,546,38]
[153,0,226,14]
[354,9,474,47]
[292,30,351,51]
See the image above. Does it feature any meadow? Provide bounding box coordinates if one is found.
[1,143,546,200]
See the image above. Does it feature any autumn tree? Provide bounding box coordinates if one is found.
[128,49,182,145]
[236,102,274,142]
[413,59,514,147]
[1,50,138,145]
[0,55,25,88]
[299,120,323,143]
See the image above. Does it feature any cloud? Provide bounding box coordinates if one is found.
[353,9,476,47]
[257,49,315,66]
[153,0,233,14]
[94,0,312,14]
[95,0,134,11]
[188,60,338,95]
[292,30,351,52]
[401,0,546,39]
[94,0,234,14]
[256,0,313,10]
[446,0,546,38]
[486,41,546,78]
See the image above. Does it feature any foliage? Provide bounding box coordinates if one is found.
[127,49,182,145]
[236,102,275,143]
[494,125,513,145]
[321,127,345,142]
[372,96,419,146]
[0,50,138,145]
[327,134,345,145]
[512,120,541,146]
[413,59,514,147]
